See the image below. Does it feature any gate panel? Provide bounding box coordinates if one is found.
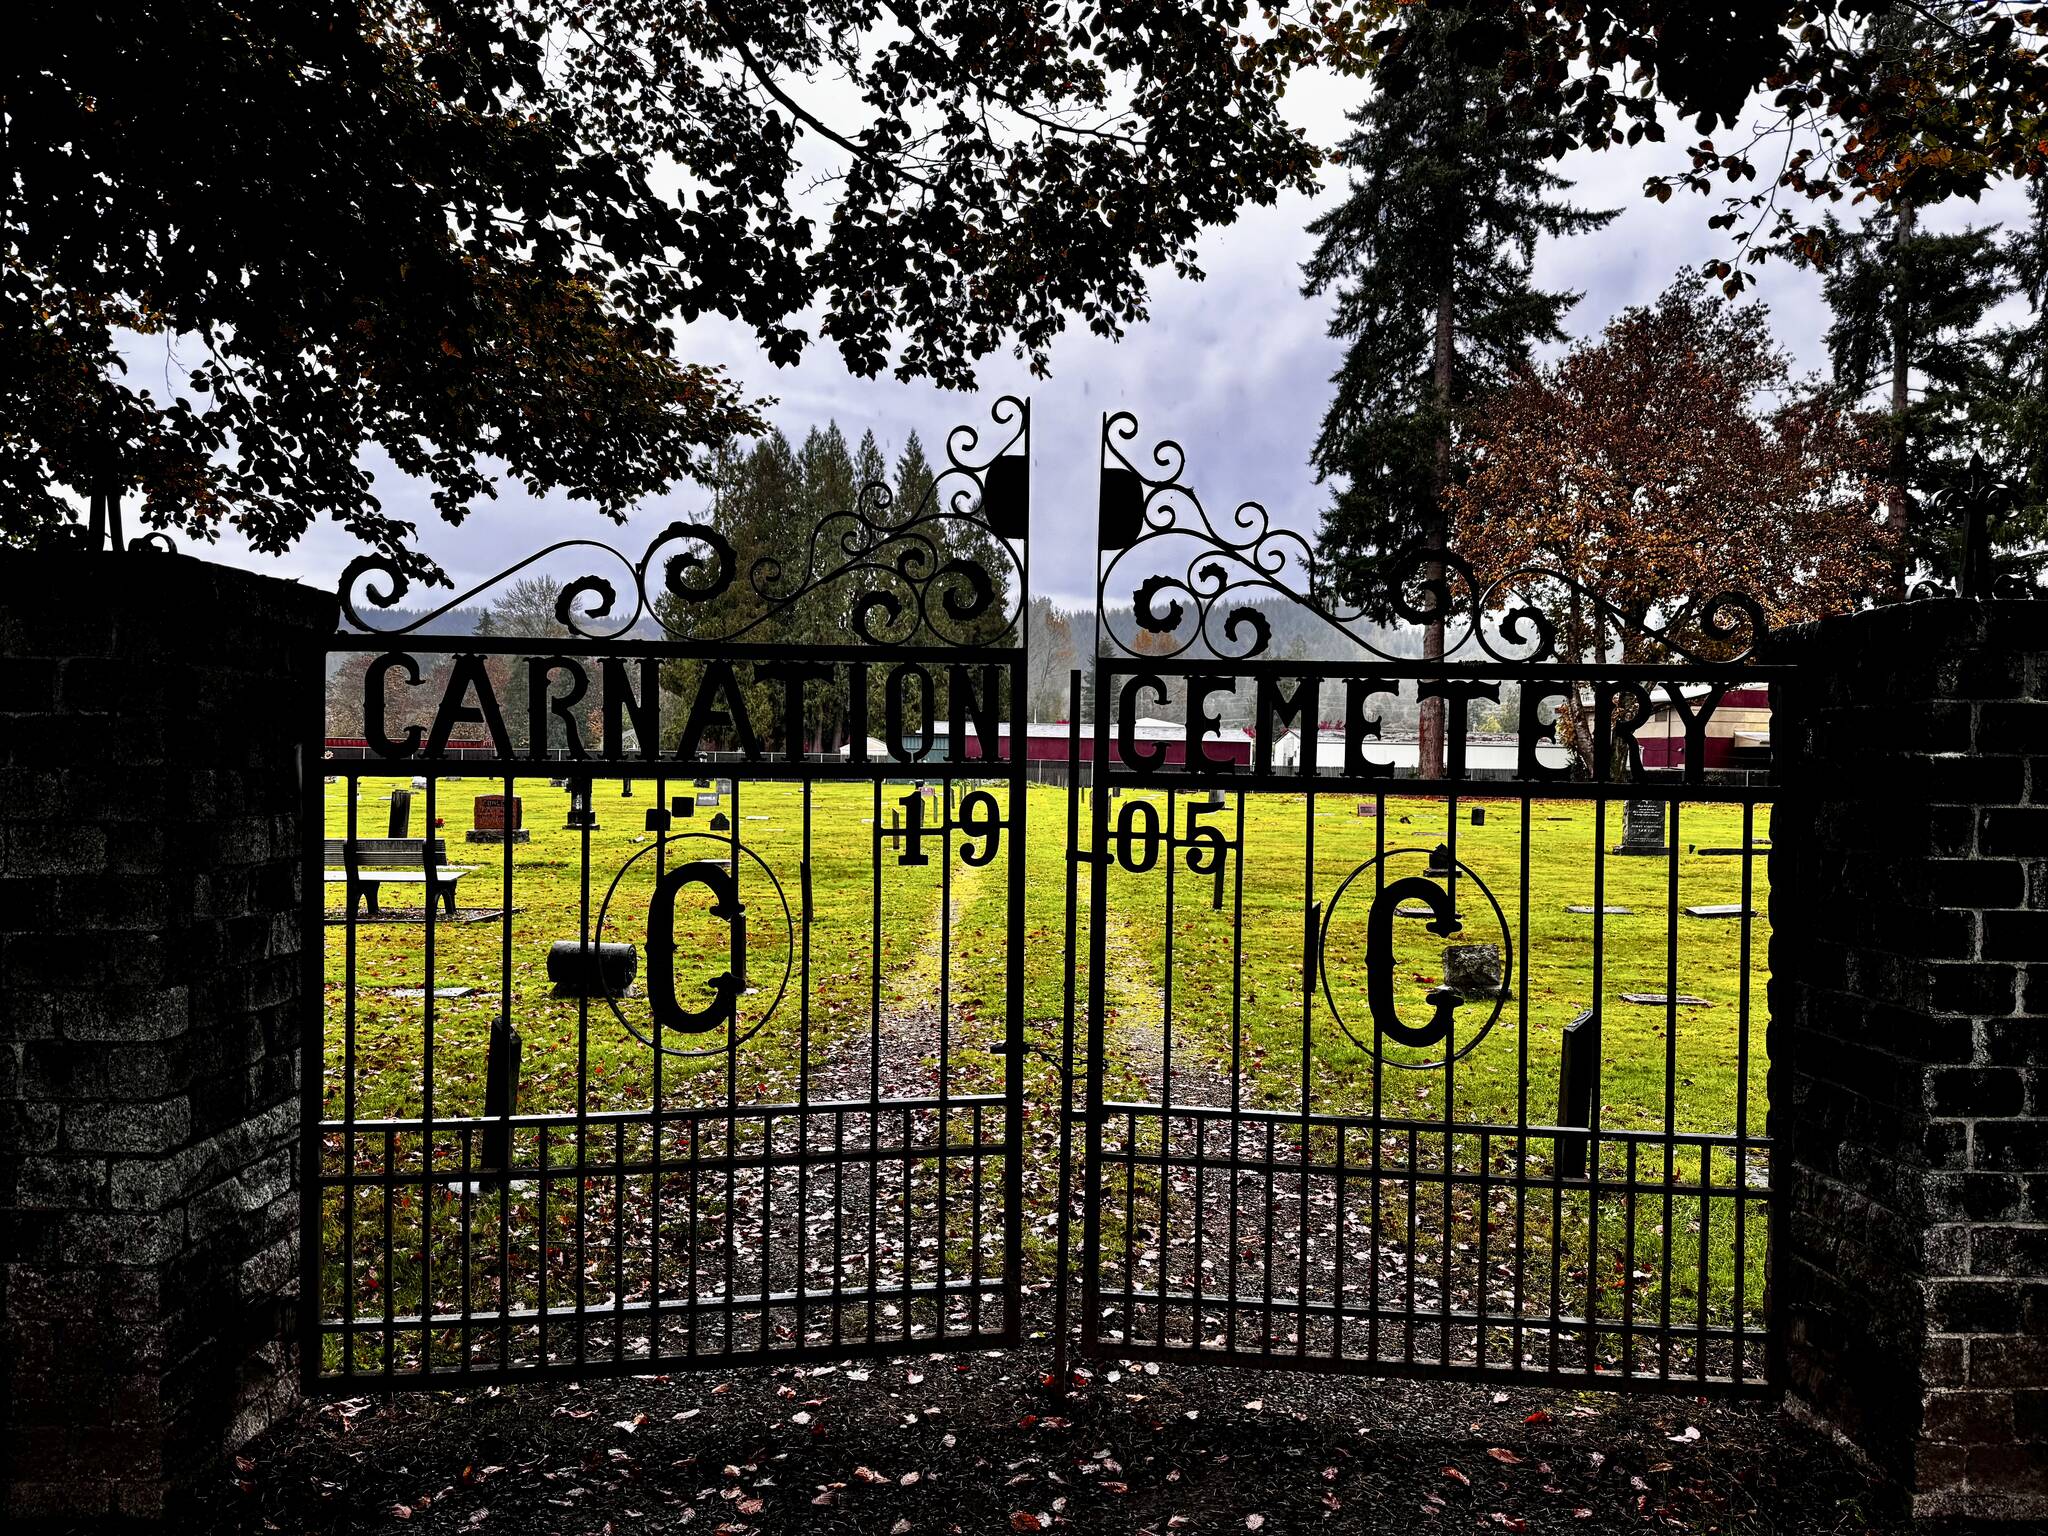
[1068,412,1780,1393]
[307,401,1030,1384]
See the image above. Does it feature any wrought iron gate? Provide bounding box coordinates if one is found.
[305,401,1030,1384]
[1060,413,1780,1393]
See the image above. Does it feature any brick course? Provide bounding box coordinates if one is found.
[1772,598,2048,1521]
[0,551,332,1522]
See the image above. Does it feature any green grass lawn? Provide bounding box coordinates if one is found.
[316,772,1774,1379]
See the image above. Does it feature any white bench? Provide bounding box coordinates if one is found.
[324,837,472,917]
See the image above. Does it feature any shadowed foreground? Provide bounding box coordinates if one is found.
[185,1292,1944,1536]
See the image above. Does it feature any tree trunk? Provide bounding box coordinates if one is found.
[1886,201,1916,598]
[1419,278,1455,780]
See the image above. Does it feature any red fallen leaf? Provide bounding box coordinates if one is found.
[737,1497,764,1516]
[1489,1517,1528,1532]
[1487,1448,1522,1465]
[1011,1514,1042,1532]
[1100,1481,1129,1495]
[1572,1509,1593,1520]
[391,1505,413,1521]
[1442,1466,1470,1486]
[1523,1410,1552,1425]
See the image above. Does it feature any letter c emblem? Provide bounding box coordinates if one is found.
[1365,875,1465,1049]
[646,861,746,1033]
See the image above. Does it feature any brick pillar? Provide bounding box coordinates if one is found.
[1772,599,2046,1521]
[0,551,334,1521]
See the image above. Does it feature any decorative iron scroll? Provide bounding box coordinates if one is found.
[340,397,1030,647]
[1097,411,1767,666]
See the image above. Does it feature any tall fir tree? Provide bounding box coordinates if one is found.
[1988,177,2048,587]
[1819,207,2010,593]
[1301,3,1615,776]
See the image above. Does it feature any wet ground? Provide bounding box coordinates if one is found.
[188,1291,1950,1536]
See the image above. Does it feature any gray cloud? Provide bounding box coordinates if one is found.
[186,76,2029,613]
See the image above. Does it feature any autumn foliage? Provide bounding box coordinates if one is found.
[1449,280,1890,661]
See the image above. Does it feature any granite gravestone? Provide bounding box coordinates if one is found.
[1614,798,1667,856]
[467,793,530,844]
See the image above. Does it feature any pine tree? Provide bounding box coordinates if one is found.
[1819,207,2010,592]
[1301,3,1615,776]
[1980,177,2048,590]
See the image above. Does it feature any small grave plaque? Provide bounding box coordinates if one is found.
[1564,904,1633,915]
[1683,904,1753,919]
[1614,798,1667,856]
[1356,801,1376,818]
[1620,991,1712,1006]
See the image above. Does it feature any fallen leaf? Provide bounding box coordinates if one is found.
[1010,1514,1042,1533]
[1487,1448,1522,1465]
[1443,1466,1470,1487]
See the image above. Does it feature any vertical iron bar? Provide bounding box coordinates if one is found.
[575,790,592,1366]
[1297,788,1316,1359]
[1159,787,1177,1352]
[938,778,954,1342]
[498,770,514,1369]
[1587,794,1608,1372]
[1735,798,1756,1385]
[342,782,359,1378]
[1225,787,1247,1357]
[650,771,666,1364]
[421,775,436,1375]
[1662,799,1681,1379]
[1053,676,1083,1383]
[797,781,813,1351]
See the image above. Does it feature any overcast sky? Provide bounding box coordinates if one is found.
[182,66,2029,613]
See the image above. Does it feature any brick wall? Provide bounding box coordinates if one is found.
[0,551,333,1521]
[1771,598,2047,1521]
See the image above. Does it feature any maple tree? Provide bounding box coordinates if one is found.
[1369,3,2048,289]
[5,0,1333,581]
[1448,280,1887,769]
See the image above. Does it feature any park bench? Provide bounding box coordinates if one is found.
[323,837,471,917]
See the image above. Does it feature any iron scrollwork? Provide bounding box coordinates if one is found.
[339,397,1031,648]
[1096,411,1768,665]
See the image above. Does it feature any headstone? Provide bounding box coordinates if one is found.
[1441,943,1501,998]
[1471,807,1485,827]
[480,1017,523,1177]
[1356,801,1376,818]
[564,776,599,831]
[1425,841,1454,876]
[1613,798,1668,856]
[546,940,638,998]
[387,787,412,838]
[1556,1008,1597,1178]
[466,793,530,844]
